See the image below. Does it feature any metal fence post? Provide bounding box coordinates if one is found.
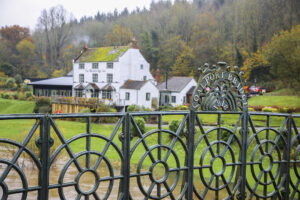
[38,115,51,200]
[119,113,130,200]
[283,115,292,199]
[238,111,249,200]
[186,110,195,199]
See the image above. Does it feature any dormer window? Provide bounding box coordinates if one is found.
[140,64,143,69]
[79,63,85,69]
[92,63,98,69]
[107,62,113,69]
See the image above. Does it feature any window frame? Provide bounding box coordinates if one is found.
[102,91,112,99]
[107,62,113,69]
[79,63,85,69]
[171,96,176,103]
[92,73,98,83]
[92,63,99,69]
[146,93,150,101]
[140,64,143,69]
[107,73,113,83]
[125,92,130,100]
[79,74,84,83]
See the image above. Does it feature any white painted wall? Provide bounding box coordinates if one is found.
[163,79,197,106]
[119,81,159,109]
[72,47,157,108]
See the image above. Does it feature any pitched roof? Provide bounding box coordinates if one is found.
[187,86,196,95]
[120,80,148,90]
[101,84,116,91]
[75,46,129,62]
[28,76,73,86]
[74,83,85,90]
[86,83,100,90]
[157,76,194,92]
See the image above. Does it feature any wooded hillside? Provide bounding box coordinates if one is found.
[0,0,299,89]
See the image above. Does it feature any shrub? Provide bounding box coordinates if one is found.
[127,104,151,122]
[262,107,278,113]
[220,125,235,142]
[127,104,142,112]
[248,107,255,112]
[17,93,24,100]
[25,91,33,99]
[168,120,185,137]
[21,84,32,92]
[33,97,52,113]
[152,97,158,109]
[95,104,118,123]
[159,104,174,111]
[175,105,189,110]
[251,105,264,111]
[131,117,146,137]
[5,78,16,89]
[1,93,9,99]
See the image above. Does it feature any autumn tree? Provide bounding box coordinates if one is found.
[264,25,300,89]
[172,44,195,76]
[16,39,36,77]
[0,25,31,52]
[241,51,269,83]
[105,24,133,46]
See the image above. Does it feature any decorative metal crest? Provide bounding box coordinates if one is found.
[190,62,248,111]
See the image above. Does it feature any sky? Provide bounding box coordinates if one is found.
[0,0,155,31]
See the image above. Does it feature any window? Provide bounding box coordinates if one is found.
[125,92,130,100]
[91,91,99,98]
[171,96,176,103]
[75,90,83,97]
[107,62,113,69]
[79,63,85,69]
[165,95,169,104]
[102,91,111,99]
[79,74,84,83]
[140,64,143,69]
[107,73,113,83]
[143,76,147,80]
[146,93,150,101]
[92,73,98,82]
[92,63,98,69]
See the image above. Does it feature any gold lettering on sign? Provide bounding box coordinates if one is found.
[232,77,237,85]
[228,73,233,81]
[209,74,215,81]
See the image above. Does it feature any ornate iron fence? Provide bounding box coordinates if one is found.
[0,111,299,199]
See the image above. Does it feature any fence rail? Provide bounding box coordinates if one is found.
[0,111,299,199]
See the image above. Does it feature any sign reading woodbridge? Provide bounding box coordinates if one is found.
[190,62,248,111]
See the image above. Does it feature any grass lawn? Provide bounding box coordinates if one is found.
[0,98,35,114]
[248,95,300,108]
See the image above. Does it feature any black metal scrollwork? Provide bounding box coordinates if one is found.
[191,62,247,111]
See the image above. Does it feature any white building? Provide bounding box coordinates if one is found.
[157,77,197,106]
[72,43,159,109]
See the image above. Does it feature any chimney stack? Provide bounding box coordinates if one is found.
[155,68,160,83]
[130,37,138,49]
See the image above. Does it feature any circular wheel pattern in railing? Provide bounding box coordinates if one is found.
[246,129,284,199]
[0,139,41,200]
[194,127,241,199]
[50,134,123,200]
[289,134,300,199]
[130,130,188,199]
[58,151,114,199]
